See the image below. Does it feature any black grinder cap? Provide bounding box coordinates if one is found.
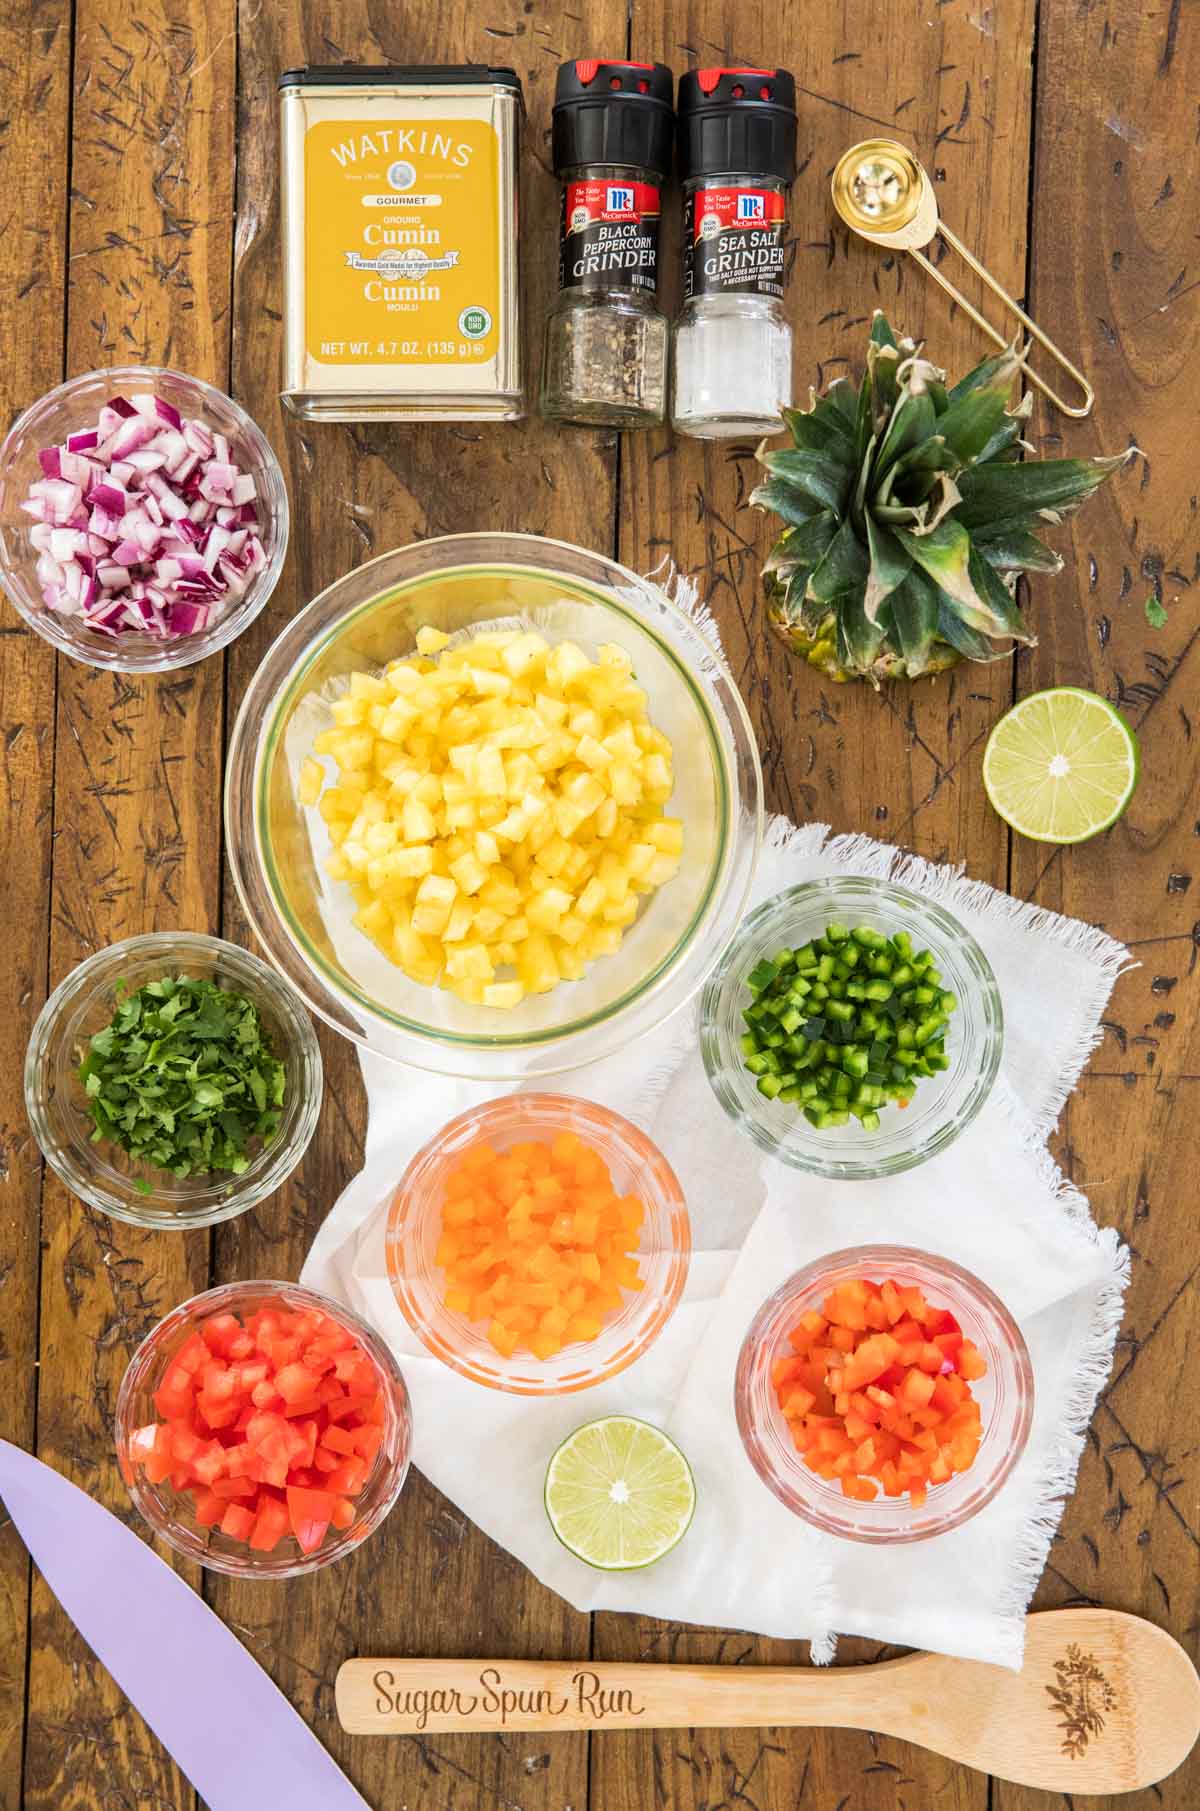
[677,66,797,183]
[551,60,676,179]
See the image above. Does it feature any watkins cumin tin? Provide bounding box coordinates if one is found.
[280,66,524,421]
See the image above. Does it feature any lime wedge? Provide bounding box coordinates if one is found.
[982,687,1139,844]
[544,1416,696,1570]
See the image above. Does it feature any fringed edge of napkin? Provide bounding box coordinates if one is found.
[990,1090,1131,1649]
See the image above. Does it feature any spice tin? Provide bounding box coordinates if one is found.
[280,66,524,421]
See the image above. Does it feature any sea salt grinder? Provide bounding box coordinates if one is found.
[540,60,675,428]
[672,67,798,438]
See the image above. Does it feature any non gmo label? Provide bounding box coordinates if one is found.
[559,179,661,294]
[683,186,787,299]
[304,118,500,365]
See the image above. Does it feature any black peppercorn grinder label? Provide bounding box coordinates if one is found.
[559,179,661,293]
[683,186,787,299]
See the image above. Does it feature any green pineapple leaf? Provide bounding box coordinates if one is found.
[955,455,1130,530]
[973,527,1065,574]
[863,515,913,624]
[807,516,871,605]
[754,316,1127,684]
[760,509,838,571]
[756,448,848,514]
[886,569,941,675]
[751,476,826,529]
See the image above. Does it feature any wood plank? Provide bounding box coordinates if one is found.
[1001,1,1200,1808]
[210,7,622,1811]
[21,1,236,1806]
[0,4,72,1801]
[599,0,1036,1808]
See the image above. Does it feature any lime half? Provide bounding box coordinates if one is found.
[982,687,1139,844]
[544,1416,696,1570]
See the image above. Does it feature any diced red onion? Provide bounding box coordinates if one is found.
[20,389,266,640]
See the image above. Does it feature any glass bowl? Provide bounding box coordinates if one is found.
[116,1280,412,1577]
[735,1245,1034,1543]
[701,877,1003,1179]
[24,932,322,1229]
[224,533,762,1079]
[385,1092,691,1394]
[0,365,288,671]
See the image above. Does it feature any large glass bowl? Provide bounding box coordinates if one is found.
[0,366,288,672]
[24,932,322,1229]
[225,534,762,1079]
[736,1245,1034,1543]
[386,1092,691,1395]
[701,878,1003,1179]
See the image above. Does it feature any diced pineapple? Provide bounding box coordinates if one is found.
[482,980,525,1009]
[415,625,451,654]
[647,817,684,855]
[307,622,683,1006]
[412,873,457,936]
[391,844,434,879]
[442,898,474,943]
[449,851,488,896]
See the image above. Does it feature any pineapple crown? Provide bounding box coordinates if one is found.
[751,312,1128,683]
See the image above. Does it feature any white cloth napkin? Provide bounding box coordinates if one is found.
[303,817,1130,1669]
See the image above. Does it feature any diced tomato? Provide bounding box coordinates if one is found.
[201,1313,245,1358]
[287,1485,337,1555]
[249,1497,290,1553]
[211,1474,256,1500]
[220,1503,256,1541]
[350,1424,383,1463]
[320,1423,359,1457]
[323,1457,368,1497]
[192,1440,228,1487]
[193,1488,225,1527]
[175,1332,211,1375]
[132,1298,393,1560]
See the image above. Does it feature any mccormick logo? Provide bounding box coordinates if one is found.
[737,193,765,221]
[606,185,635,214]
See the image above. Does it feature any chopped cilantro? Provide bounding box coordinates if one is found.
[79,974,286,1182]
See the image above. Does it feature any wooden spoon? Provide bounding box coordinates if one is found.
[337,1609,1198,1796]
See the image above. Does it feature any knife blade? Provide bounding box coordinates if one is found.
[0,1438,372,1811]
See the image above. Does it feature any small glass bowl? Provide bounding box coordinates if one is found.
[386,1092,691,1395]
[0,365,288,672]
[736,1245,1034,1544]
[24,932,322,1229]
[701,877,1003,1179]
[116,1280,412,1577]
[224,532,762,1080]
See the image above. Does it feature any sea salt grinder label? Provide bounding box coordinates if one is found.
[560,179,661,293]
[684,186,787,299]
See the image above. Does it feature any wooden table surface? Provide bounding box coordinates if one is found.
[1,1,1197,1807]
